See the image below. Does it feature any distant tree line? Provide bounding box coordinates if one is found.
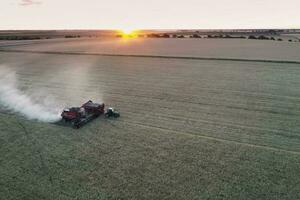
[116,33,185,38]
[248,35,286,41]
[114,33,300,42]
[145,33,172,38]
[248,35,275,40]
[0,35,43,40]
[65,35,81,38]
[207,34,246,39]
[0,34,83,40]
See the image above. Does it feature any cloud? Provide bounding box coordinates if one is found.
[19,0,42,6]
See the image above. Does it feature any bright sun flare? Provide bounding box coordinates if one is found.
[121,28,134,35]
[118,29,139,38]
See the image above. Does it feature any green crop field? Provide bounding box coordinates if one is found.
[0,39,300,199]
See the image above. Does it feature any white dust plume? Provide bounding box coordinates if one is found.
[0,66,61,122]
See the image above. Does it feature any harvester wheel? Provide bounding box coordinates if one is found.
[74,124,80,129]
[114,113,120,118]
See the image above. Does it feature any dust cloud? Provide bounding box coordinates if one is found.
[0,65,61,122]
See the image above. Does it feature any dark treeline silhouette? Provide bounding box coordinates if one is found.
[0,36,42,40]
[248,35,283,41]
[65,35,81,38]
[207,34,246,39]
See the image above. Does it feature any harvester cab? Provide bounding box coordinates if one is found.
[105,107,120,118]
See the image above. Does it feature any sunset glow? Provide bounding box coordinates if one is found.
[118,29,139,38]
[121,28,135,35]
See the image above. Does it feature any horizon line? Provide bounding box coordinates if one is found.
[1,28,300,31]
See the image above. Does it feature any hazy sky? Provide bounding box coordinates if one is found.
[1,0,299,30]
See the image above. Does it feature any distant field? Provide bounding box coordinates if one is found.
[0,39,300,199]
[1,38,300,62]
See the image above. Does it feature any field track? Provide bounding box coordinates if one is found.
[118,120,300,155]
[1,49,300,64]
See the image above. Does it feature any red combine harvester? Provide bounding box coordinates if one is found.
[61,100,120,128]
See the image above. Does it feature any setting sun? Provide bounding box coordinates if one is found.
[121,28,135,35]
[117,29,139,38]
